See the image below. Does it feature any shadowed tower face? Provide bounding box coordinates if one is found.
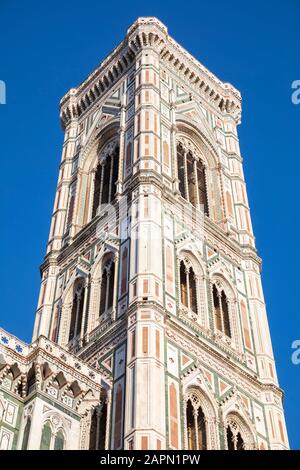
[32,17,288,450]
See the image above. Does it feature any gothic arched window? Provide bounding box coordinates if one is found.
[89,408,98,450]
[92,144,119,218]
[92,164,102,218]
[186,399,196,450]
[54,429,65,450]
[69,279,85,342]
[197,406,207,450]
[177,143,209,216]
[177,144,186,198]
[98,400,107,450]
[179,260,198,315]
[212,284,231,338]
[21,418,31,450]
[99,257,115,317]
[185,397,207,450]
[40,422,52,450]
[89,401,107,450]
[51,304,61,343]
[226,424,245,450]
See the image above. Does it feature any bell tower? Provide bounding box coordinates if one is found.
[32,17,289,450]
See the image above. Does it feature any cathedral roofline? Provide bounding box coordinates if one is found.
[0,328,108,391]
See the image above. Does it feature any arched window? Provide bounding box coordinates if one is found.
[69,279,85,342]
[177,143,209,215]
[212,285,231,338]
[197,159,209,216]
[226,425,235,450]
[51,304,61,342]
[40,422,52,450]
[185,397,207,450]
[92,164,102,218]
[89,401,107,450]
[21,418,31,450]
[92,144,119,218]
[98,400,107,450]
[226,424,245,450]
[89,408,98,450]
[99,257,115,316]
[179,261,198,315]
[186,400,196,450]
[225,414,256,450]
[54,429,65,450]
[197,406,207,450]
[177,144,186,198]
[180,262,188,307]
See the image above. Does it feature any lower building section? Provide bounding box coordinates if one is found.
[0,329,110,450]
[0,318,289,450]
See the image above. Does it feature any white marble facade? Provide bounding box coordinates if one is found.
[0,17,289,450]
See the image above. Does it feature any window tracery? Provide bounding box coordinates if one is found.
[225,415,255,450]
[186,398,207,450]
[99,255,115,318]
[179,259,198,318]
[92,139,119,218]
[69,279,85,342]
[177,141,209,215]
[212,283,231,338]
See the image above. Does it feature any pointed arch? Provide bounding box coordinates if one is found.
[210,273,241,349]
[99,252,116,317]
[40,421,53,450]
[177,249,207,325]
[58,269,89,347]
[74,120,121,230]
[88,244,118,333]
[224,412,256,450]
[183,385,219,450]
[21,417,31,450]
[175,121,224,221]
[54,429,65,450]
[69,277,85,342]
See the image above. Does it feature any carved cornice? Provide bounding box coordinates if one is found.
[60,17,241,129]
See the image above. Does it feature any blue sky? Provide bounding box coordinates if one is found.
[0,0,299,449]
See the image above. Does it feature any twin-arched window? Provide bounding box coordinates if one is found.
[65,254,116,344]
[186,400,207,450]
[40,422,65,450]
[212,284,231,338]
[69,279,85,342]
[92,145,119,218]
[177,143,209,215]
[179,261,198,315]
[89,400,107,450]
[225,417,249,450]
[185,393,207,450]
[226,424,245,450]
[99,257,115,316]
